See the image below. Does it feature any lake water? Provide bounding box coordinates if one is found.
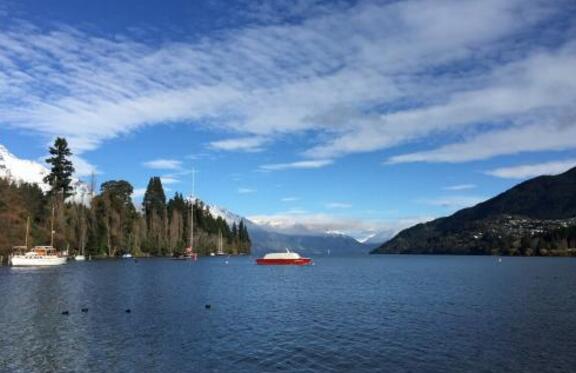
[1,256,575,372]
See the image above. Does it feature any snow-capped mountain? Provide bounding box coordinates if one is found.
[0,144,91,204]
[206,203,246,226]
[358,229,395,245]
[199,200,372,255]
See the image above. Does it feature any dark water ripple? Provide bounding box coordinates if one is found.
[1,256,576,372]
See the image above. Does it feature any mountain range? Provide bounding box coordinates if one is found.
[373,166,576,255]
[205,203,376,255]
[0,144,376,255]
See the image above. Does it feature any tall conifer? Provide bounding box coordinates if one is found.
[44,137,75,198]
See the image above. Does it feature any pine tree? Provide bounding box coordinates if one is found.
[143,177,167,255]
[44,137,75,198]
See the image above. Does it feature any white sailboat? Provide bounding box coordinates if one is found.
[10,215,67,266]
[11,246,68,266]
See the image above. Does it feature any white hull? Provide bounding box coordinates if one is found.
[75,255,86,261]
[11,256,67,266]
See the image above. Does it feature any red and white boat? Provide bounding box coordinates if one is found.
[256,249,312,266]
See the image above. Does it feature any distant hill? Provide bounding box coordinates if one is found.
[373,167,576,256]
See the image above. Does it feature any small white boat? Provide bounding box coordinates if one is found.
[75,255,86,261]
[122,253,133,259]
[10,246,67,266]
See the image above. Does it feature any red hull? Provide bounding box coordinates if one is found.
[256,258,312,265]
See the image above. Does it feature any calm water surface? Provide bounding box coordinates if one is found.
[1,256,575,372]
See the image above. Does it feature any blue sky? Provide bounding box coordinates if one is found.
[1,0,575,239]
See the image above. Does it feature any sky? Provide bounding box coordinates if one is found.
[1,0,575,240]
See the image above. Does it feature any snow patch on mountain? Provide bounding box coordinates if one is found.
[0,144,92,204]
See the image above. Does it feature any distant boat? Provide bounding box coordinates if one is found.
[75,254,86,261]
[122,253,133,259]
[172,247,198,260]
[10,246,67,266]
[256,249,312,266]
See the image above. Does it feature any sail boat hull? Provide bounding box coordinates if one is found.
[11,256,67,266]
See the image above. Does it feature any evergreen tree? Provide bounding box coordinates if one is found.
[44,137,75,198]
[143,177,167,254]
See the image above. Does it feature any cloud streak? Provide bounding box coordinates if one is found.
[420,195,487,209]
[0,0,573,167]
[260,159,333,171]
[486,159,576,179]
[237,187,256,194]
[142,159,182,170]
[443,184,476,191]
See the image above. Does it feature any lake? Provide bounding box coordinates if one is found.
[1,256,575,372]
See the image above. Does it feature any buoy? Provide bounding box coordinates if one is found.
[205,304,211,309]
[81,308,89,313]
[61,311,70,315]
[125,309,131,313]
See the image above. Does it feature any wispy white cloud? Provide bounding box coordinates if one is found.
[260,159,333,171]
[142,159,182,170]
[209,137,268,152]
[160,177,180,185]
[326,202,352,209]
[387,118,576,164]
[486,159,576,179]
[0,0,571,166]
[443,184,476,191]
[281,196,300,202]
[237,187,256,194]
[420,195,486,209]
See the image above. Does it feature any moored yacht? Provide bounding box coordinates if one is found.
[256,249,312,265]
[10,246,67,266]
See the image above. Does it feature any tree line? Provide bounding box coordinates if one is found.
[0,138,250,261]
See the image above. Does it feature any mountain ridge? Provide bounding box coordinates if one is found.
[373,167,576,256]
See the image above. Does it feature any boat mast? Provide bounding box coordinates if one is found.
[50,200,55,247]
[25,216,30,249]
[218,230,222,254]
[189,168,195,250]
[50,175,59,248]
[80,192,85,255]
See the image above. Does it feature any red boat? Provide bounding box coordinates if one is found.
[256,249,312,265]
